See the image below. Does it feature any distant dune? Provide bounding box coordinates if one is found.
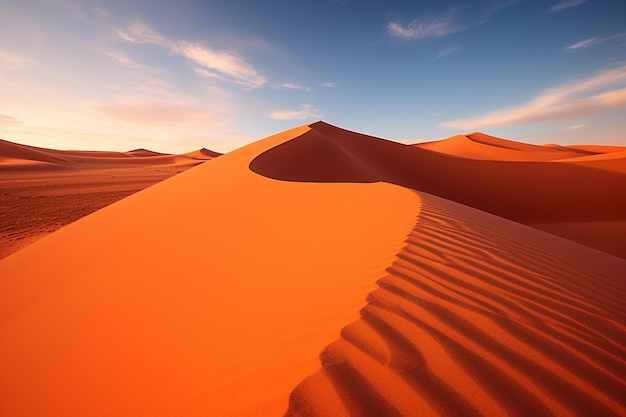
[0,122,624,416]
[414,132,593,161]
[0,138,220,171]
[0,138,220,259]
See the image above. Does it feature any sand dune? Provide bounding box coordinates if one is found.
[250,123,626,256]
[0,138,220,259]
[0,122,624,416]
[415,133,590,161]
[0,138,219,170]
[0,124,419,416]
[555,150,626,174]
[183,147,223,159]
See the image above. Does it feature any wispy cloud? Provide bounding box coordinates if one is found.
[0,50,35,70]
[566,38,597,50]
[322,82,337,88]
[104,50,150,70]
[269,104,323,120]
[387,11,461,40]
[117,21,266,89]
[193,67,226,81]
[546,0,587,14]
[388,2,518,41]
[117,21,165,44]
[437,46,459,58]
[565,32,626,50]
[566,123,586,130]
[440,64,626,129]
[275,83,312,92]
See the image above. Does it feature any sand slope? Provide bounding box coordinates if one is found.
[1,122,624,416]
[0,124,419,416]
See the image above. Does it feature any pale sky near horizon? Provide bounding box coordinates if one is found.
[1,0,625,153]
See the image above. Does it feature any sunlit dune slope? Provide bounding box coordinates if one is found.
[0,123,419,416]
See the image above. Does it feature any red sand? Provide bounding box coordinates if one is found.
[0,122,624,416]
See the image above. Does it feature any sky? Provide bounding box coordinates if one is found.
[1,0,625,153]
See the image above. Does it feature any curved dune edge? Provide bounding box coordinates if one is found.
[250,122,626,225]
[414,133,590,161]
[285,192,626,417]
[0,124,419,416]
[250,122,626,257]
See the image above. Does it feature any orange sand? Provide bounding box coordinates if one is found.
[0,122,624,416]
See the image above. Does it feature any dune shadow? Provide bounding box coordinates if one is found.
[250,121,626,224]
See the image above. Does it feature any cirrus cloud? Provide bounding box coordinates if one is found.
[387,12,461,40]
[388,2,518,41]
[565,32,626,50]
[116,21,266,89]
[546,0,587,14]
[275,83,312,92]
[440,64,626,130]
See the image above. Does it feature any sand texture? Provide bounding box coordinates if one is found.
[0,122,624,416]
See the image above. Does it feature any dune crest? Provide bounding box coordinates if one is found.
[0,124,419,416]
[414,133,589,161]
[251,122,626,256]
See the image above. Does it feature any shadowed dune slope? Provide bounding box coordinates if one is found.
[250,122,626,224]
[566,144,626,154]
[555,150,626,174]
[285,192,626,417]
[0,138,73,168]
[183,148,223,159]
[126,148,169,157]
[0,124,418,416]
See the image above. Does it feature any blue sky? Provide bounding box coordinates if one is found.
[1,0,625,152]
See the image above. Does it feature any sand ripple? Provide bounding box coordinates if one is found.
[286,193,626,417]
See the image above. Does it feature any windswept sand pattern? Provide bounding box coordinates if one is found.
[285,193,626,417]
